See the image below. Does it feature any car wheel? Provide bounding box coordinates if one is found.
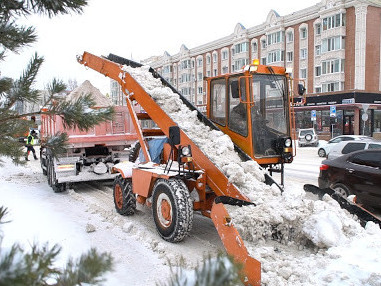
[318,148,326,157]
[331,183,350,198]
[305,134,312,142]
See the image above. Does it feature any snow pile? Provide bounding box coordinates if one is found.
[66,80,112,107]
[121,65,381,285]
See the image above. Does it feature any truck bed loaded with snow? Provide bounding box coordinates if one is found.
[40,81,138,192]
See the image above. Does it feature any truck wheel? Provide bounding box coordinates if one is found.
[129,142,141,162]
[40,148,47,175]
[113,176,136,215]
[47,157,66,193]
[152,178,193,242]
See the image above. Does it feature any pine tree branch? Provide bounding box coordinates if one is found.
[0,20,37,54]
[5,52,44,108]
[26,0,88,17]
[56,248,113,286]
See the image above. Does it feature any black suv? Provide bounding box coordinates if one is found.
[318,149,381,209]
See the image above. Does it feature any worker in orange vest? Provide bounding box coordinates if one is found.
[25,130,38,161]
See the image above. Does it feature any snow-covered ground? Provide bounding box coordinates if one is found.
[1,146,380,286]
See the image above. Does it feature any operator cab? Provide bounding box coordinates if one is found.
[206,60,298,184]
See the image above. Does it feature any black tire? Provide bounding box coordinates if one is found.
[47,156,66,193]
[40,149,47,176]
[318,148,326,157]
[152,178,193,242]
[331,183,350,198]
[113,176,136,215]
[129,142,141,162]
[305,134,312,142]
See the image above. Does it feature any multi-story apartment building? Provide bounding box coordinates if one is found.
[115,0,381,139]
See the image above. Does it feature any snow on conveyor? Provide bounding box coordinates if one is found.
[122,65,381,286]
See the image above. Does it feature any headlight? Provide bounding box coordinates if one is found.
[284,138,292,147]
[181,146,191,156]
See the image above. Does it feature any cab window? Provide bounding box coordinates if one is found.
[210,79,226,126]
[228,77,248,136]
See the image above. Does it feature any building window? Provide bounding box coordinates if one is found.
[287,51,293,62]
[198,86,203,94]
[181,73,191,83]
[207,71,211,77]
[207,55,211,64]
[267,31,284,46]
[222,66,228,74]
[197,58,203,67]
[261,57,267,65]
[315,87,322,93]
[322,82,343,92]
[300,48,307,60]
[234,42,249,54]
[213,69,217,76]
[197,72,203,81]
[267,50,284,64]
[321,36,345,53]
[163,65,172,74]
[300,27,307,39]
[300,68,307,79]
[233,58,249,71]
[322,13,346,31]
[252,42,258,53]
[321,59,345,74]
[315,66,322,76]
[315,45,321,56]
[213,53,217,63]
[315,23,321,35]
[222,51,228,60]
[287,31,294,43]
[261,39,267,49]
[180,59,191,70]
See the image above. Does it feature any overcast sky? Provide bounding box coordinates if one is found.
[2,0,319,94]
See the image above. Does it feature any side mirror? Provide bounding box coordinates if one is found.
[169,126,180,146]
[298,83,306,96]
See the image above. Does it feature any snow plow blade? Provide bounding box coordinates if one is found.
[304,184,381,228]
[211,196,260,286]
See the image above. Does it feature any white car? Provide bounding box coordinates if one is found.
[317,135,371,157]
[298,128,318,147]
[327,140,381,160]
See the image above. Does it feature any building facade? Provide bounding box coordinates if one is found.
[124,0,381,139]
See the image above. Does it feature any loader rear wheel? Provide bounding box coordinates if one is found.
[152,178,193,242]
[113,176,136,215]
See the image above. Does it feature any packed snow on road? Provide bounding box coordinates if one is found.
[1,64,381,286]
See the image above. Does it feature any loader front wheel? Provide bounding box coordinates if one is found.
[113,176,136,215]
[152,178,193,242]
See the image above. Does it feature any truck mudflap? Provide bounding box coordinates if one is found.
[304,184,381,228]
[211,196,260,286]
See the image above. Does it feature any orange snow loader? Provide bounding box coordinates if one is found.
[77,52,304,285]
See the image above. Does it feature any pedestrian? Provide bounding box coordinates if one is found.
[25,130,38,161]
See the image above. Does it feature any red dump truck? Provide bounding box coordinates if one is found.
[39,80,138,192]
